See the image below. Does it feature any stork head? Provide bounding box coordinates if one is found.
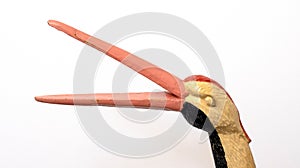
[35,20,251,143]
[182,75,251,143]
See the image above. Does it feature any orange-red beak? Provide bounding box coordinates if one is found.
[35,20,187,111]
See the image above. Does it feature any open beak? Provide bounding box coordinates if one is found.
[35,20,187,111]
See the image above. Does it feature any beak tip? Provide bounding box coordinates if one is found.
[34,96,43,102]
[47,20,55,26]
[47,20,62,30]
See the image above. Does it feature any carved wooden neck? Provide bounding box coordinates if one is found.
[181,103,255,168]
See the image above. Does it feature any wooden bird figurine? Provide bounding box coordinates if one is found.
[35,20,256,168]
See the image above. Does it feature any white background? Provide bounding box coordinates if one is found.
[1,0,299,167]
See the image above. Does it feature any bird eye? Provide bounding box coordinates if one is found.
[204,96,216,107]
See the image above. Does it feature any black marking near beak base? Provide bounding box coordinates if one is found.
[181,102,228,168]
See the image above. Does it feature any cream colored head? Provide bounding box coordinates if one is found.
[183,75,250,142]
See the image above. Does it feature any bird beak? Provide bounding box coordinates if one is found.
[35,20,187,111]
